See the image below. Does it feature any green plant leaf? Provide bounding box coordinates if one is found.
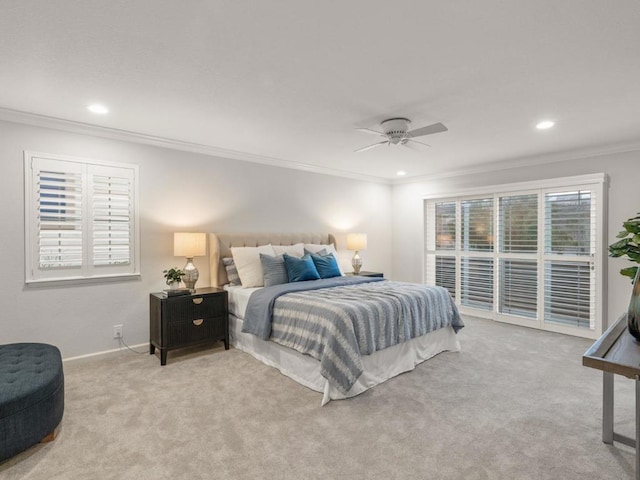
[621,266,638,282]
[623,221,640,234]
[611,213,640,277]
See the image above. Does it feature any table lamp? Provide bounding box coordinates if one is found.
[174,232,206,292]
[347,233,367,275]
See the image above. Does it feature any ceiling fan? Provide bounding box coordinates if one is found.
[355,118,448,152]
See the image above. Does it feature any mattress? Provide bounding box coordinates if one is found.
[225,284,258,318]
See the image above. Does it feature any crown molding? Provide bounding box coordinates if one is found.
[0,107,391,185]
[392,140,640,185]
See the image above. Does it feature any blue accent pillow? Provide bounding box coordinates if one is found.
[283,253,320,282]
[310,252,341,279]
[259,253,289,287]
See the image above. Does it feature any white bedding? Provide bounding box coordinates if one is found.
[225,284,259,318]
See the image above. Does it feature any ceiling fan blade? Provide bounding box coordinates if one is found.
[404,138,431,148]
[407,122,448,138]
[355,141,388,153]
[402,141,423,152]
[356,127,385,136]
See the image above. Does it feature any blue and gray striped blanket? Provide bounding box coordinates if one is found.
[242,277,463,394]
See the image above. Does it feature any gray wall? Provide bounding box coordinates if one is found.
[390,149,640,328]
[0,120,392,357]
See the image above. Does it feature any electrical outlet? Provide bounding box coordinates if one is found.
[113,324,123,339]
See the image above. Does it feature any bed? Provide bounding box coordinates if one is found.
[209,233,463,405]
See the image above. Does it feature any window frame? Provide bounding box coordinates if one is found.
[24,151,140,285]
[423,173,606,339]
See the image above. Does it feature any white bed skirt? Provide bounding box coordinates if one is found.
[229,313,461,406]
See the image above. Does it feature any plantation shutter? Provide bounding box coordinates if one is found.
[460,198,493,309]
[460,257,494,309]
[425,201,458,299]
[543,190,595,329]
[90,166,133,268]
[499,259,537,318]
[435,202,456,250]
[25,152,139,283]
[499,194,538,253]
[36,159,84,272]
[497,194,538,318]
[435,256,456,297]
[423,173,603,338]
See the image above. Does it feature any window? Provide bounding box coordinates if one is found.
[24,151,140,283]
[424,174,605,339]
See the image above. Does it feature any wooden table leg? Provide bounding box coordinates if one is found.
[603,371,614,444]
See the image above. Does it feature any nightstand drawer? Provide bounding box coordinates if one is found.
[165,294,226,322]
[166,315,226,346]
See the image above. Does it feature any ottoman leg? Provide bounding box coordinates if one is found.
[41,431,57,443]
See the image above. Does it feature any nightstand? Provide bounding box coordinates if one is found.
[149,287,229,365]
[346,271,384,278]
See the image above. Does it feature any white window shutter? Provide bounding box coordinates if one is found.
[499,194,538,253]
[25,152,139,284]
[89,165,134,269]
[461,198,494,252]
[29,157,85,280]
[423,174,604,338]
[543,189,596,330]
[499,259,537,318]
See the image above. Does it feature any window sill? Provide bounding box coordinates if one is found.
[25,273,141,288]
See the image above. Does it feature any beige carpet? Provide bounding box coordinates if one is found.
[1,316,635,480]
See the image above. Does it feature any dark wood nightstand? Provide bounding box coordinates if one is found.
[149,287,229,365]
[345,271,384,278]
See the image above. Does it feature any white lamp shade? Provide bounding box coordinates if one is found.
[347,233,367,251]
[174,232,206,257]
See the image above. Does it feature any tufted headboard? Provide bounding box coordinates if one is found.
[208,233,337,288]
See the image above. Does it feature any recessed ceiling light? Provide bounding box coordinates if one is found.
[536,120,555,130]
[396,170,407,176]
[87,103,109,114]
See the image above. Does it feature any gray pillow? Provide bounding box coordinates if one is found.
[304,247,327,256]
[260,253,289,287]
[222,257,241,286]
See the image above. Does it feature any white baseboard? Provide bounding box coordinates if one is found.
[63,342,149,362]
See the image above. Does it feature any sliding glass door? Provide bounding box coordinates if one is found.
[424,175,604,339]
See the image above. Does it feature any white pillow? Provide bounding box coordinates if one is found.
[231,244,276,288]
[273,243,305,258]
[304,243,345,276]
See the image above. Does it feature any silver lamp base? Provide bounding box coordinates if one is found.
[182,257,199,293]
[352,251,362,275]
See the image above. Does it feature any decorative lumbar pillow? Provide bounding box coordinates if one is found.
[304,244,345,276]
[260,253,289,287]
[272,243,305,258]
[310,252,341,279]
[283,253,321,282]
[222,257,241,286]
[231,244,276,288]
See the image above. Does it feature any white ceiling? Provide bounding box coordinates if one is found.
[1,1,639,182]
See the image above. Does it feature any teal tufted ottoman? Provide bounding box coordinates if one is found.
[0,343,64,462]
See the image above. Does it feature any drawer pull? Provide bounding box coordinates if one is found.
[193,319,204,326]
[192,298,204,305]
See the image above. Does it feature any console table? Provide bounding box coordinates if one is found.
[583,313,640,479]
